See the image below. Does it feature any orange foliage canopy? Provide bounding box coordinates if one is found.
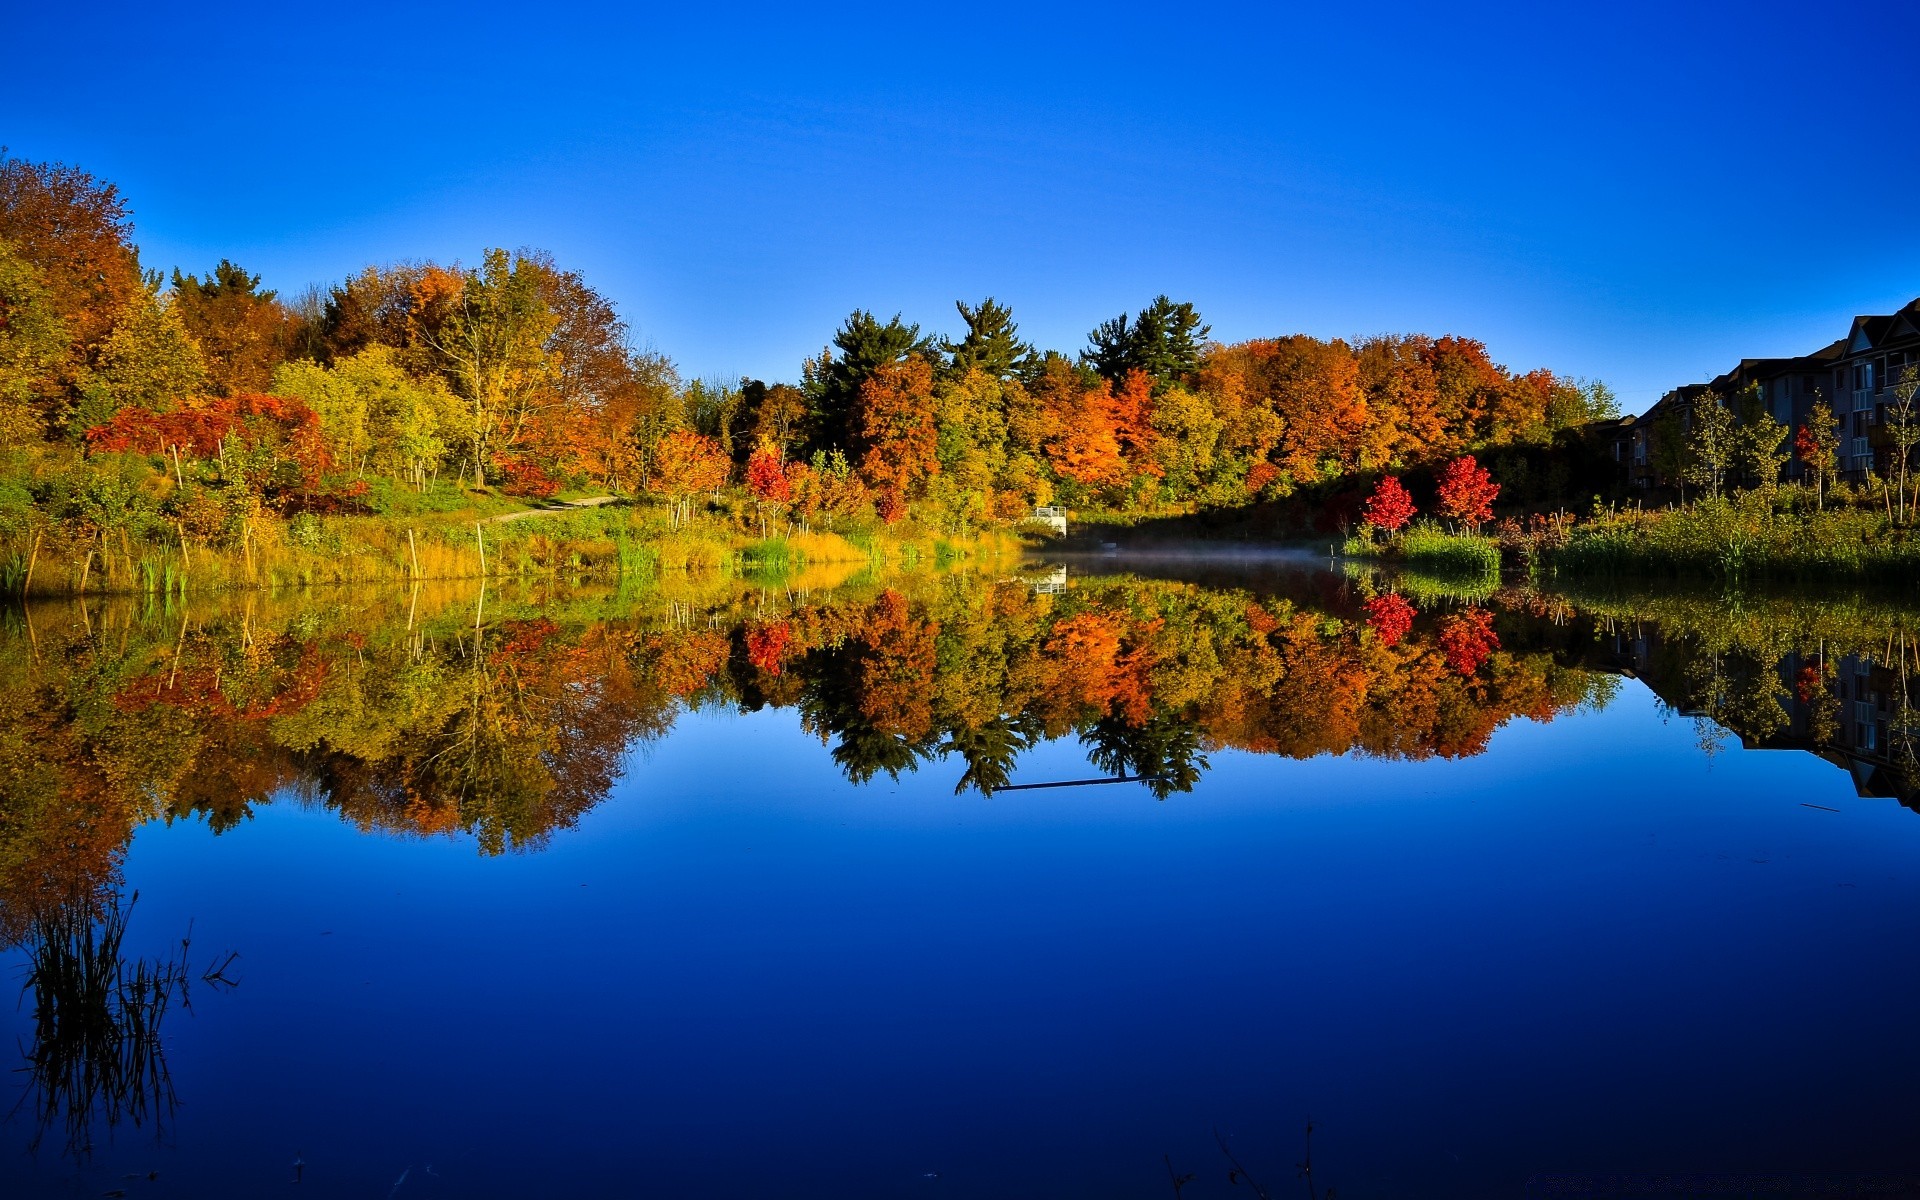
[649,430,730,500]
[855,358,939,519]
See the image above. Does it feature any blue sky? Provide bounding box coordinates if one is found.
[10,1,1918,412]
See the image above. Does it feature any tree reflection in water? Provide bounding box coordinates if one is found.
[0,569,1916,919]
[11,891,237,1159]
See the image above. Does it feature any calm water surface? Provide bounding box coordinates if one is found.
[3,563,1918,1197]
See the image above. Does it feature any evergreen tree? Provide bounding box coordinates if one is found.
[803,310,933,454]
[1083,295,1209,387]
[942,297,1033,381]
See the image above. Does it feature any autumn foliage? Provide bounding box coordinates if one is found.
[1364,593,1416,645]
[1438,607,1500,675]
[1435,455,1500,528]
[1361,476,1417,532]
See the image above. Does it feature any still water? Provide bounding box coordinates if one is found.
[3,562,1917,1197]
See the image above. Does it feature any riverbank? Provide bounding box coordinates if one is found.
[1343,498,1920,584]
[0,493,1029,599]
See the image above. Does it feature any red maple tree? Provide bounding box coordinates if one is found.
[1363,593,1416,645]
[1361,476,1416,532]
[1438,607,1499,675]
[1435,455,1499,529]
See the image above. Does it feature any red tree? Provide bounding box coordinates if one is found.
[88,392,333,494]
[746,620,794,676]
[1363,593,1416,645]
[745,441,791,504]
[1435,454,1498,529]
[855,358,939,521]
[1361,476,1416,532]
[1438,607,1499,675]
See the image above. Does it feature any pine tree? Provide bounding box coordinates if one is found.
[1083,295,1209,387]
[942,298,1033,381]
[803,311,933,455]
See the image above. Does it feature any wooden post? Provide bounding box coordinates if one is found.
[408,528,420,580]
[475,522,486,577]
[21,529,41,597]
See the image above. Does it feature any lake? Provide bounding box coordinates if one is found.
[3,559,1918,1198]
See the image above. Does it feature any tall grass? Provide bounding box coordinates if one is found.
[1549,497,1920,581]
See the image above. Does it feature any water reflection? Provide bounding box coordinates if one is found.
[3,565,1920,1187]
[3,568,1918,913]
[12,890,237,1159]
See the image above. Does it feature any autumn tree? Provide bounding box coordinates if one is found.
[1361,476,1416,532]
[804,311,934,455]
[1220,335,1371,486]
[1363,593,1416,645]
[72,285,208,431]
[744,438,791,534]
[1795,396,1839,510]
[740,379,810,461]
[649,429,729,525]
[423,248,558,487]
[317,262,462,366]
[1032,356,1125,496]
[0,155,144,392]
[171,260,289,394]
[855,356,940,520]
[1435,454,1498,528]
[1425,336,1506,446]
[930,367,1011,529]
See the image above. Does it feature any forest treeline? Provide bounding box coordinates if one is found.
[0,152,1621,593]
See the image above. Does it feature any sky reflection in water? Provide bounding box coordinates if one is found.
[3,566,1919,1198]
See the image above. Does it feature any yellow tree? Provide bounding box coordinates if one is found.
[425,249,558,487]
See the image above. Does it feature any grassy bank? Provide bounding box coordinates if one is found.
[0,495,1027,599]
[1342,520,1501,579]
[1543,498,1920,582]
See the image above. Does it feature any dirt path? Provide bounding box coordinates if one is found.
[484,496,620,524]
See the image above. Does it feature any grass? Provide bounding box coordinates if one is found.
[1546,495,1920,582]
[1344,520,1501,583]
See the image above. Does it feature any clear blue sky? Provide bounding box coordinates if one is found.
[10,1,1918,412]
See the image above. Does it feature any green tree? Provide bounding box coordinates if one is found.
[1683,391,1735,499]
[1083,295,1209,387]
[1731,385,1789,493]
[272,347,456,485]
[942,298,1033,381]
[0,238,68,447]
[72,286,208,432]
